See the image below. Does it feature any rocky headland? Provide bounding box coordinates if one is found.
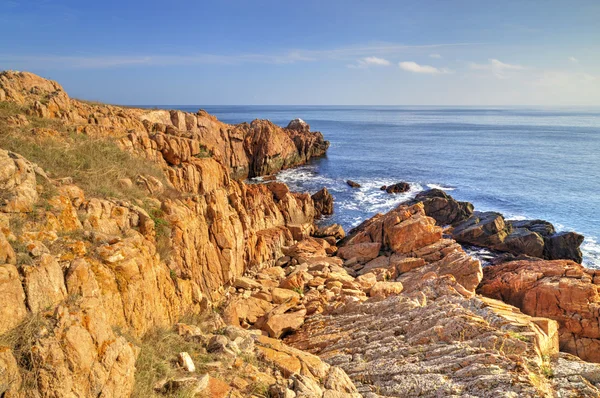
[0,71,599,398]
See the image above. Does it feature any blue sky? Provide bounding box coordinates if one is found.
[1,0,599,105]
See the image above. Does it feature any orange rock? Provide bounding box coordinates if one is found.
[337,242,381,262]
[479,259,600,362]
[369,281,404,299]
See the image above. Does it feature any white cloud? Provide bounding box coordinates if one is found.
[363,56,391,66]
[348,56,391,68]
[568,56,579,63]
[398,61,451,74]
[469,58,525,78]
[429,53,442,58]
[0,42,475,69]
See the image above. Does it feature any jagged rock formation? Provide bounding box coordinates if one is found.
[312,187,334,217]
[0,70,329,180]
[479,259,600,363]
[383,181,410,194]
[408,189,584,263]
[279,203,600,397]
[0,71,329,397]
[406,188,474,226]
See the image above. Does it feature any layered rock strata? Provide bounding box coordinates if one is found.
[479,259,600,363]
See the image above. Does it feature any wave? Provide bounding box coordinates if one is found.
[274,166,600,270]
[426,183,456,191]
[582,237,600,269]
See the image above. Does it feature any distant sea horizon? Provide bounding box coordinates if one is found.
[140,105,600,268]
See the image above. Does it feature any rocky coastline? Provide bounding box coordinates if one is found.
[1,71,599,397]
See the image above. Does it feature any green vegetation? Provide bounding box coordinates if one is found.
[507,331,529,342]
[131,326,216,398]
[193,145,213,159]
[149,208,173,261]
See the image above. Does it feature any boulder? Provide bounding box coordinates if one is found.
[262,310,307,338]
[0,149,39,213]
[337,242,381,262]
[510,219,556,237]
[233,276,262,290]
[385,182,410,194]
[407,188,473,226]
[451,211,508,248]
[272,287,301,304]
[494,227,545,258]
[346,180,361,188]
[341,203,442,257]
[0,265,27,334]
[314,224,345,240]
[544,231,584,263]
[266,182,290,201]
[312,187,334,217]
[178,352,196,372]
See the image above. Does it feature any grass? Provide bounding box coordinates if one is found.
[0,102,171,202]
[540,363,554,379]
[149,208,173,261]
[193,145,213,159]
[131,326,217,398]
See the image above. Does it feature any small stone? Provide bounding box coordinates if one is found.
[178,352,196,372]
[207,335,229,353]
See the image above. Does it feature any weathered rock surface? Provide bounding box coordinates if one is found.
[1,70,597,398]
[0,71,329,180]
[314,223,345,241]
[286,273,600,397]
[312,187,334,217]
[0,71,330,397]
[346,180,360,188]
[407,189,584,263]
[407,188,474,226]
[479,259,600,363]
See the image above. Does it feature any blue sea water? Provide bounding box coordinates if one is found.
[167,105,600,268]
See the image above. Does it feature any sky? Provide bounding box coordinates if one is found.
[1,0,599,105]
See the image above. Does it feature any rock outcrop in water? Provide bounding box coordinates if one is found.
[409,189,585,263]
[383,181,410,194]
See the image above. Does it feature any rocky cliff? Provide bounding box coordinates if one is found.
[0,71,333,397]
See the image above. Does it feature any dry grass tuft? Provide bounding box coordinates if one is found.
[0,101,172,202]
[0,313,53,394]
[131,326,217,398]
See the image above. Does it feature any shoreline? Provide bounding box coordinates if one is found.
[271,162,599,269]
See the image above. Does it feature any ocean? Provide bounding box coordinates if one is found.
[165,106,600,269]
